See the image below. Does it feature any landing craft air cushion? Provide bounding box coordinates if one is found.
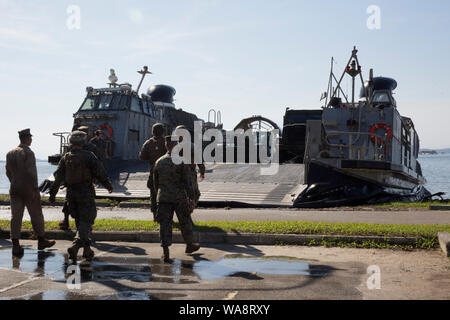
[43,48,430,207]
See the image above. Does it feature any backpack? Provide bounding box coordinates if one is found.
[64,151,92,185]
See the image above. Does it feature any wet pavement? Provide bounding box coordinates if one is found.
[0,239,449,300]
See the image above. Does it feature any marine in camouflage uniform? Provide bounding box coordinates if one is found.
[6,129,56,256]
[153,136,200,262]
[49,131,113,261]
[173,125,205,209]
[139,123,166,220]
[59,125,104,230]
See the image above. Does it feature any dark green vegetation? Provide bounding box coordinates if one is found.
[375,201,447,209]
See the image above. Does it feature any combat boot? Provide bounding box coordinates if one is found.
[161,246,171,263]
[67,243,81,261]
[38,237,56,251]
[12,239,24,257]
[82,245,95,261]
[185,242,200,254]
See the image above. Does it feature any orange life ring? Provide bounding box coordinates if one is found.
[99,123,113,140]
[370,123,392,144]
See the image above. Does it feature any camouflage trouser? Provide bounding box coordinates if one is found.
[66,187,97,246]
[191,172,201,207]
[158,201,194,247]
[62,200,70,221]
[147,170,158,216]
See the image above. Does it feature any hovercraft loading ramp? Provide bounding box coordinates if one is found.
[95,160,151,199]
[95,162,307,208]
[197,163,306,207]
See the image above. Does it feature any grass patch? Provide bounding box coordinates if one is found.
[0,194,68,203]
[123,199,150,203]
[189,220,450,238]
[0,219,448,237]
[375,201,447,209]
[305,238,438,250]
[92,219,158,231]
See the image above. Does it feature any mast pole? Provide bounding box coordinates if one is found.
[325,57,333,108]
[330,54,353,100]
[352,67,355,107]
[136,66,152,95]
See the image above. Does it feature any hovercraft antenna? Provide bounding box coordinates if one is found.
[136,66,152,94]
[328,46,367,108]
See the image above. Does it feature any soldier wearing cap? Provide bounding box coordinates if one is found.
[153,135,200,262]
[49,131,113,262]
[139,123,166,220]
[5,129,55,256]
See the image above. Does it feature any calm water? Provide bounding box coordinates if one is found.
[0,155,449,197]
[0,161,55,194]
[418,154,450,196]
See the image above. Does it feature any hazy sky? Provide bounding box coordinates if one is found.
[1,0,449,160]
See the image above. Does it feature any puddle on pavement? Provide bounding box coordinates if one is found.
[0,247,67,280]
[193,254,328,281]
[0,248,198,285]
[1,290,185,300]
[0,247,330,299]
[0,249,328,283]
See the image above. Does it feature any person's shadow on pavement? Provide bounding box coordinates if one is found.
[92,242,147,256]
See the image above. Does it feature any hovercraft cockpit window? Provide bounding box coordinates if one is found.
[97,95,114,110]
[80,97,96,110]
[117,94,130,110]
[130,97,142,112]
[80,94,129,111]
[372,92,391,104]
